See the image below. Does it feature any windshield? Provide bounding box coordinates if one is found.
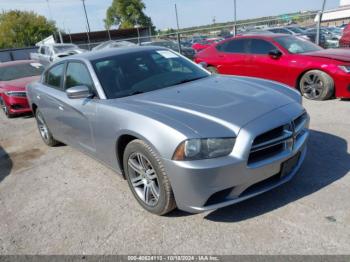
[0,62,44,81]
[288,27,305,34]
[54,45,77,53]
[274,36,322,54]
[92,49,209,99]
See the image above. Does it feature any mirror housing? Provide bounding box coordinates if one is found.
[268,50,283,59]
[66,85,93,99]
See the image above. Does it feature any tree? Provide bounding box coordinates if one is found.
[0,10,57,49]
[104,0,153,29]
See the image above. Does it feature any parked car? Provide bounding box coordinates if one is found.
[195,34,350,100]
[141,40,195,59]
[31,43,86,64]
[0,60,44,118]
[267,27,310,40]
[339,23,350,47]
[92,40,136,51]
[192,38,224,53]
[27,47,309,215]
[305,28,339,48]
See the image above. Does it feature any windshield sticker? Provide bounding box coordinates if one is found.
[30,63,43,69]
[157,50,178,59]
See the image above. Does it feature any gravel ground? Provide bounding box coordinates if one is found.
[0,98,349,255]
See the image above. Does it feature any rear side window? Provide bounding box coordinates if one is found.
[249,39,277,54]
[45,63,64,89]
[217,39,248,53]
[65,62,94,91]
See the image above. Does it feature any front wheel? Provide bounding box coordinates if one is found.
[123,139,176,215]
[35,110,59,146]
[299,70,334,100]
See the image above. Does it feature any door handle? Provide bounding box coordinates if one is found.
[58,106,64,111]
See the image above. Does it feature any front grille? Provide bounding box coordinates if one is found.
[248,112,307,165]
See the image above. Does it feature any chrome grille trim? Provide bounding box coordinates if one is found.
[248,112,308,164]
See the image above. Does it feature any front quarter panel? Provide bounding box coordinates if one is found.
[93,101,197,173]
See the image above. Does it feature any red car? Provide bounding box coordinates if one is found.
[0,60,44,118]
[192,38,224,53]
[339,24,350,47]
[195,34,350,100]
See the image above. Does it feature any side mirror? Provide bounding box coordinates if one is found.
[66,85,93,99]
[198,62,208,69]
[268,50,283,59]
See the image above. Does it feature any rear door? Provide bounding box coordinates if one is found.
[215,38,251,76]
[37,62,67,141]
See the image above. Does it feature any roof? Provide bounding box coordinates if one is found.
[67,46,166,62]
[316,5,350,22]
[235,33,289,39]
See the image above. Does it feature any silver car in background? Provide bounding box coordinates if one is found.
[27,47,309,215]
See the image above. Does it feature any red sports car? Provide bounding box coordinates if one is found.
[192,38,224,53]
[0,60,44,118]
[195,34,350,100]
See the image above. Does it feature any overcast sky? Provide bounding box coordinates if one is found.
[0,0,341,33]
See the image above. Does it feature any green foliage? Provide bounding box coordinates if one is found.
[104,0,153,29]
[0,10,57,49]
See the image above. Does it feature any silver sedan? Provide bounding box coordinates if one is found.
[27,47,309,215]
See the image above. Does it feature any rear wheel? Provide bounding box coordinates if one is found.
[35,110,59,146]
[123,139,176,215]
[299,70,334,100]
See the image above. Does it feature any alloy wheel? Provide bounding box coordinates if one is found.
[127,152,160,207]
[300,73,324,100]
[36,113,50,142]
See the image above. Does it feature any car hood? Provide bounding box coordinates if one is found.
[116,75,299,136]
[303,48,350,62]
[0,76,40,92]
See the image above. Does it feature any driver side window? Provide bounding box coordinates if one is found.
[64,62,94,91]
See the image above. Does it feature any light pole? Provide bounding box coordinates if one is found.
[81,0,91,33]
[316,0,327,45]
[175,4,182,54]
[233,0,237,36]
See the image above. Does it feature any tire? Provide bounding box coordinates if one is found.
[299,70,334,100]
[207,66,218,74]
[35,110,59,147]
[123,139,176,215]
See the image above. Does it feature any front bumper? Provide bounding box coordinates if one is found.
[3,95,32,115]
[162,103,309,213]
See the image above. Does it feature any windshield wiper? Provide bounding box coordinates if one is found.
[129,90,145,96]
[172,76,207,86]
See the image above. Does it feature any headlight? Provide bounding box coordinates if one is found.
[338,65,350,73]
[5,91,27,97]
[172,138,235,161]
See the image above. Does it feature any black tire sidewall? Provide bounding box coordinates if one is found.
[123,140,171,215]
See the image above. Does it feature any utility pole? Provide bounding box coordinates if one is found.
[233,0,237,36]
[175,4,182,54]
[81,0,91,33]
[81,0,91,49]
[316,0,327,45]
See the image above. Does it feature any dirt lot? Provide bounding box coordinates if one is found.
[0,98,349,255]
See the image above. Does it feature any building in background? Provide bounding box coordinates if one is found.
[316,0,350,26]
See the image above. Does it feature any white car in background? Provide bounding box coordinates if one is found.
[30,43,86,64]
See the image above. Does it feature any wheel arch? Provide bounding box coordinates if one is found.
[295,68,334,91]
[115,131,162,179]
